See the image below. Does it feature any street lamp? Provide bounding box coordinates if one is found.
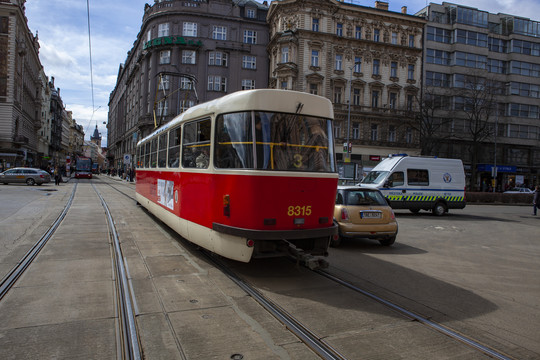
[346,61,361,162]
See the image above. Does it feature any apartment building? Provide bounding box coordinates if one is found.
[417,2,540,189]
[267,0,426,179]
[107,0,269,170]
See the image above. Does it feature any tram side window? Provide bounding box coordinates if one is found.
[144,142,151,168]
[158,133,167,168]
[168,127,181,168]
[182,119,211,168]
[137,145,143,168]
[214,112,254,169]
[150,138,158,168]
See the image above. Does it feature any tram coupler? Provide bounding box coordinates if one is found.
[286,242,329,270]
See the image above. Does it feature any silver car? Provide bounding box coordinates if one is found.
[0,167,51,185]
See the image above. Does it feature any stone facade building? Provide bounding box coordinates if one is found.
[417,2,540,190]
[0,0,43,169]
[267,0,425,179]
[107,0,269,170]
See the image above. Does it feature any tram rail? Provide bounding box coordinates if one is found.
[92,183,142,360]
[91,176,522,359]
[0,184,77,301]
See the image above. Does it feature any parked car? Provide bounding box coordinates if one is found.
[0,167,51,185]
[333,186,398,247]
[503,187,534,194]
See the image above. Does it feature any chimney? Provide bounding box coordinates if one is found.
[375,1,389,10]
[401,6,407,14]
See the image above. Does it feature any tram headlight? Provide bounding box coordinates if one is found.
[223,194,230,217]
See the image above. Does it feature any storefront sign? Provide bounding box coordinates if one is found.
[143,36,203,50]
[369,155,381,161]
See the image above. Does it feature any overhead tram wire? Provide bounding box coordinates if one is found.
[84,0,99,138]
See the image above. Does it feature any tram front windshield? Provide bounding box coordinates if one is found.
[214,111,335,172]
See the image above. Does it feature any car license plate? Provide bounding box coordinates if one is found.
[360,211,382,219]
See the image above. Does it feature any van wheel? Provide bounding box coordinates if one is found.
[433,202,447,216]
[379,236,396,246]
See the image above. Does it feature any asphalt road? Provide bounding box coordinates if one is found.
[0,180,538,359]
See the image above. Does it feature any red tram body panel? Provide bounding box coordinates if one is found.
[135,89,338,262]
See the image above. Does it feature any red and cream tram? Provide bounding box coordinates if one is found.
[135,89,338,262]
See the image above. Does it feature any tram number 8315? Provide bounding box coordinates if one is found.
[287,205,312,217]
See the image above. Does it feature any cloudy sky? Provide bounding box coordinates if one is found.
[25,0,540,147]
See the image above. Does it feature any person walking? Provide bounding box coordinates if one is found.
[533,185,540,216]
[54,166,60,186]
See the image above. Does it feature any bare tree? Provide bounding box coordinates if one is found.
[454,74,501,190]
[411,87,454,156]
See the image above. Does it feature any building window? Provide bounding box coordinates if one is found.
[212,26,227,40]
[388,126,396,142]
[426,49,451,65]
[312,18,319,32]
[309,83,318,95]
[408,64,415,80]
[354,57,362,73]
[355,26,362,39]
[488,59,506,74]
[242,55,256,69]
[372,90,379,108]
[157,99,168,116]
[246,8,255,18]
[391,62,397,78]
[426,71,451,87]
[391,32,398,44]
[147,30,152,42]
[311,50,319,67]
[180,100,194,112]
[409,35,415,47]
[180,77,193,90]
[334,122,341,138]
[209,52,228,66]
[371,124,378,141]
[336,23,343,36]
[183,22,197,37]
[281,46,289,63]
[374,29,380,42]
[242,79,255,90]
[243,30,257,44]
[159,50,171,64]
[158,23,169,37]
[407,94,414,111]
[334,86,343,103]
[353,88,361,105]
[335,54,343,71]
[426,26,451,43]
[389,92,397,109]
[181,50,195,64]
[158,75,170,90]
[455,52,487,69]
[456,29,488,47]
[406,127,412,143]
[352,123,360,139]
[373,59,380,75]
[208,76,227,92]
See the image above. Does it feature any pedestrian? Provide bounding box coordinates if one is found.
[54,166,60,186]
[533,185,540,216]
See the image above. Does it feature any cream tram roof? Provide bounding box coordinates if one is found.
[138,89,334,146]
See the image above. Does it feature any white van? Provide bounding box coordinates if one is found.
[359,155,466,216]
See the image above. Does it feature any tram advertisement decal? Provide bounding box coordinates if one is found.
[157,179,174,210]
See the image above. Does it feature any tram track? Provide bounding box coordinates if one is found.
[0,181,141,360]
[0,184,77,300]
[314,268,515,360]
[92,183,142,360]
[89,176,519,359]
